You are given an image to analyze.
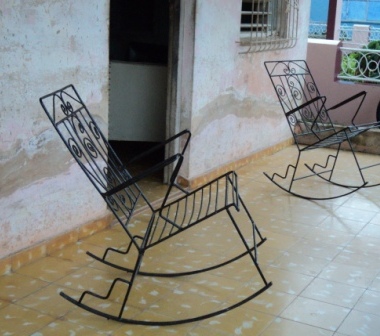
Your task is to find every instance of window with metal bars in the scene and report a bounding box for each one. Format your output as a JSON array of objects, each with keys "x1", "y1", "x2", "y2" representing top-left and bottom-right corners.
[{"x1": 239, "y1": 0, "x2": 299, "y2": 53}]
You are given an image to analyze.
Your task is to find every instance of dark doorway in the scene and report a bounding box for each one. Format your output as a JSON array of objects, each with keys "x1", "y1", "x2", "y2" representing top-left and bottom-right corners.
[
  {"x1": 109, "y1": 0, "x2": 169, "y2": 64},
  {"x1": 109, "y1": 0, "x2": 170, "y2": 176}
]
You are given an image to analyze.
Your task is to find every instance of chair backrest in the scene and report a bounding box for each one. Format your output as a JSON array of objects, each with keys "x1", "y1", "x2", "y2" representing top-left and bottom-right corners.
[
  {"x1": 264, "y1": 60, "x2": 336, "y2": 145},
  {"x1": 40, "y1": 85, "x2": 142, "y2": 227}
]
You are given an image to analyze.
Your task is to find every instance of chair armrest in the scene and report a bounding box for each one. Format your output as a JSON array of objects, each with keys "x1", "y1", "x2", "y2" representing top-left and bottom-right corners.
[
  {"x1": 326, "y1": 91, "x2": 366, "y2": 125},
  {"x1": 327, "y1": 91, "x2": 366, "y2": 111},
  {"x1": 125, "y1": 129, "x2": 191, "y2": 166},
  {"x1": 285, "y1": 96, "x2": 326, "y2": 117},
  {"x1": 103, "y1": 153, "x2": 183, "y2": 197}
]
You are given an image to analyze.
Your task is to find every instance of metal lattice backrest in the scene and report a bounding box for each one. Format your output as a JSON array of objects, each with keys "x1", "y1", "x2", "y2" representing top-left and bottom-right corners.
[
  {"x1": 40, "y1": 85, "x2": 142, "y2": 225},
  {"x1": 265, "y1": 60, "x2": 336, "y2": 144}
]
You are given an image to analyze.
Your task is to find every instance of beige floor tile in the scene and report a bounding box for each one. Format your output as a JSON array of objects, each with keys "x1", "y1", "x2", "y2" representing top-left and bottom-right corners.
[
  {"x1": 337, "y1": 309, "x2": 380, "y2": 336},
  {"x1": 271, "y1": 251, "x2": 330, "y2": 277},
  {"x1": 318, "y1": 261, "x2": 378, "y2": 288},
  {"x1": 262, "y1": 218, "x2": 312, "y2": 238},
  {"x1": 234, "y1": 288, "x2": 296, "y2": 316},
  {"x1": 358, "y1": 223, "x2": 380, "y2": 240},
  {"x1": 262, "y1": 267, "x2": 314, "y2": 296},
  {"x1": 261, "y1": 317, "x2": 334, "y2": 336},
  {"x1": 55, "y1": 266, "x2": 126, "y2": 293},
  {"x1": 354, "y1": 289, "x2": 380, "y2": 316},
  {"x1": 334, "y1": 248, "x2": 380, "y2": 269},
  {"x1": 0, "y1": 272, "x2": 49, "y2": 302},
  {"x1": 346, "y1": 235, "x2": 380, "y2": 255},
  {"x1": 16, "y1": 283, "x2": 80, "y2": 318},
  {"x1": 369, "y1": 273, "x2": 380, "y2": 291},
  {"x1": 254, "y1": 244, "x2": 283, "y2": 266},
  {"x1": 280, "y1": 297, "x2": 350, "y2": 331},
  {"x1": 114, "y1": 321, "x2": 196, "y2": 336},
  {"x1": 0, "y1": 298, "x2": 9, "y2": 310},
  {"x1": 318, "y1": 215, "x2": 367, "y2": 235},
  {"x1": 81, "y1": 228, "x2": 131, "y2": 249},
  {"x1": 260, "y1": 231, "x2": 300, "y2": 251},
  {"x1": 332, "y1": 205, "x2": 377, "y2": 223},
  {"x1": 197, "y1": 306, "x2": 275, "y2": 336},
  {"x1": 342, "y1": 192, "x2": 380, "y2": 209},
  {"x1": 369, "y1": 212, "x2": 380, "y2": 225},
  {"x1": 287, "y1": 238, "x2": 343, "y2": 261},
  {"x1": 303, "y1": 226, "x2": 355, "y2": 246},
  {"x1": 30, "y1": 319, "x2": 108, "y2": 335},
  {"x1": 144, "y1": 293, "x2": 223, "y2": 322},
  {"x1": 64, "y1": 307, "x2": 128, "y2": 334},
  {"x1": 16, "y1": 256, "x2": 81, "y2": 282},
  {"x1": 49, "y1": 241, "x2": 106, "y2": 266},
  {"x1": 187, "y1": 325, "x2": 231, "y2": 336},
  {"x1": 301, "y1": 278, "x2": 365, "y2": 308},
  {"x1": 0, "y1": 303, "x2": 55, "y2": 335}
]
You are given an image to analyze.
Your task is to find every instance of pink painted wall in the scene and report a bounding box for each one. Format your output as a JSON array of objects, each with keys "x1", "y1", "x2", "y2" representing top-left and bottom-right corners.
[{"x1": 307, "y1": 39, "x2": 380, "y2": 125}]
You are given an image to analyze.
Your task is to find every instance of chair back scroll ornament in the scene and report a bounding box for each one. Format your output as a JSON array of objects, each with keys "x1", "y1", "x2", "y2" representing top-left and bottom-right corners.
[
  {"x1": 40, "y1": 84, "x2": 272, "y2": 325},
  {"x1": 264, "y1": 60, "x2": 380, "y2": 200}
]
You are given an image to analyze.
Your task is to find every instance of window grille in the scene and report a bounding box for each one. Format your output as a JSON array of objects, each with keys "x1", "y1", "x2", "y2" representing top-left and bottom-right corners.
[{"x1": 239, "y1": 0, "x2": 299, "y2": 53}]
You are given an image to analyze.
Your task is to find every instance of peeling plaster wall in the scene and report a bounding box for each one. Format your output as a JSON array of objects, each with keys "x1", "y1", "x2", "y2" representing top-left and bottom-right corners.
[
  {"x1": 185, "y1": 0, "x2": 311, "y2": 178},
  {"x1": 0, "y1": 1, "x2": 109, "y2": 259}
]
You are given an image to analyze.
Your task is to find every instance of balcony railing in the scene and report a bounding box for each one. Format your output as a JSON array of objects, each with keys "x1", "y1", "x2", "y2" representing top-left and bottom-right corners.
[
  {"x1": 309, "y1": 22, "x2": 380, "y2": 84},
  {"x1": 308, "y1": 21, "x2": 327, "y2": 39},
  {"x1": 309, "y1": 22, "x2": 380, "y2": 43},
  {"x1": 338, "y1": 47, "x2": 380, "y2": 84}
]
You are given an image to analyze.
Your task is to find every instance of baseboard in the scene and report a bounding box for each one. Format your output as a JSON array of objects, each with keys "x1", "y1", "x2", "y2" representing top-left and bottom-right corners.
[
  {"x1": 0, "y1": 214, "x2": 114, "y2": 275},
  {"x1": 178, "y1": 138, "x2": 294, "y2": 189}
]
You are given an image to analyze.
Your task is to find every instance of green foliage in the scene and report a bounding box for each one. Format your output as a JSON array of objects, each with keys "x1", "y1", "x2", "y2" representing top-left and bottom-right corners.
[{"x1": 366, "y1": 40, "x2": 380, "y2": 51}]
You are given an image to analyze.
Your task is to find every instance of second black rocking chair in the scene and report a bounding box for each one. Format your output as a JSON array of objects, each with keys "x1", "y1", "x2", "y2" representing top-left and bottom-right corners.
[
  {"x1": 40, "y1": 84, "x2": 272, "y2": 325},
  {"x1": 264, "y1": 60, "x2": 380, "y2": 200}
]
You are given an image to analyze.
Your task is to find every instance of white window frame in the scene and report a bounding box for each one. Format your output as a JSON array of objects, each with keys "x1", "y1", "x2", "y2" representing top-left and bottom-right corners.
[{"x1": 239, "y1": 0, "x2": 299, "y2": 53}]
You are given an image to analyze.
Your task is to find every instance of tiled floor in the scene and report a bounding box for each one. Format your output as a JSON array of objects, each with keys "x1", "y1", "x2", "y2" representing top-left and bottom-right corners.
[{"x1": 2, "y1": 146, "x2": 380, "y2": 335}]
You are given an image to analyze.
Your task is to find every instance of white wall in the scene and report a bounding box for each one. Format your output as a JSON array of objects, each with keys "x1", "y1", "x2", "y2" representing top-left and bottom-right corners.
[
  {"x1": 185, "y1": 0, "x2": 311, "y2": 178},
  {"x1": 0, "y1": 1, "x2": 109, "y2": 259}
]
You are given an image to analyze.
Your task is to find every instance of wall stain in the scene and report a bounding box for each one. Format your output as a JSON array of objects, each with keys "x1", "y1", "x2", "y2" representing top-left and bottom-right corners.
[{"x1": 0, "y1": 132, "x2": 72, "y2": 198}]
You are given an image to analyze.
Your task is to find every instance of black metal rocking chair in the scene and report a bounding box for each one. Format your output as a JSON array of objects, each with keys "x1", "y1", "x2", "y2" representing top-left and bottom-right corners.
[
  {"x1": 264, "y1": 60, "x2": 380, "y2": 200},
  {"x1": 40, "y1": 84, "x2": 272, "y2": 325}
]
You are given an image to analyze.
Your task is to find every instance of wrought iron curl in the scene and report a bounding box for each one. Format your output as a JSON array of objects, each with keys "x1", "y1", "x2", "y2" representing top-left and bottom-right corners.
[
  {"x1": 275, "y1": 84, "x2": 287, "y2": 98},
  {"x1": 68, "y1": 137, "x2": 83, "y2": 158},
  {"x1": 107, "y1": 195, "x2": 121, "y2": 212},
  {"x1": 287, "y1": 113, "x2": 297, "y2": 126},
  {"x1": 89, "y1": 121, "x2": 101, "y2": 140},
  {"x1": 300, "y1": 107, "x2": 313, "y2": 122},
  {"x1": 287, "y1": 78, "x2": 302, "y2": 103},
  {"x1": 69, "y1": 115, "x2": 99, "y2": 159},
  {"x1": 83, "y1": 138, "x2": 98, "y2": 158},
  {"x1": 114, "y1": 191, "x2": 135, "y2": 213},
  {"x1": 60, "y1": 100, "x2": 74, "y2": 116},
  {"x1": 306, "y1": 81, "x2": 317, "y2": 95},
  {"x1": 282, "y1": 64, "x2": 291, "y2": 76}
]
